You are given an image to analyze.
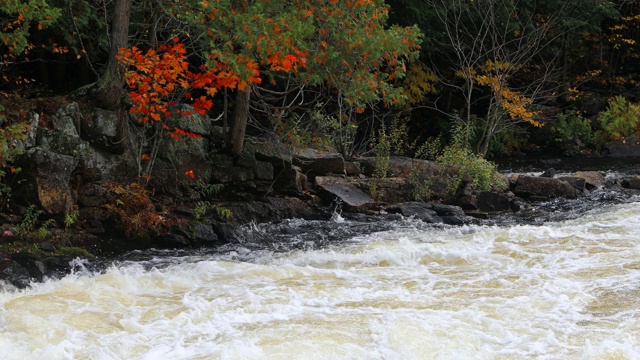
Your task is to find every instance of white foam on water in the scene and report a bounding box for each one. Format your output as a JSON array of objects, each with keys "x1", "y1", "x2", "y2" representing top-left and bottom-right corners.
[{"x1": 1, "y1": 202, "x2": 640, "y2": 359}]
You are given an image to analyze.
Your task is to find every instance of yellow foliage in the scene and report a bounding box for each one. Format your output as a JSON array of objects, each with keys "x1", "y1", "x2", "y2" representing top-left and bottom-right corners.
[
  {"x1": 401, "y1": 62, "x2": 438, "y2": 104},
  {"x1": 471, "y1": 61, "x2": 540, "y2": 126}
]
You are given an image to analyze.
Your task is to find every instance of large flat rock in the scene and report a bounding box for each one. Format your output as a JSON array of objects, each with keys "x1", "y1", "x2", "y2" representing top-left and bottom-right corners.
[{"x1": 315, "y1": 176, "x2": 374, "y2": 209}]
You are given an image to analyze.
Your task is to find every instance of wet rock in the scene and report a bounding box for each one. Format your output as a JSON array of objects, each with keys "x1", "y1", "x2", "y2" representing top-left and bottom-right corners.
[
  {"x1": 540, "y1": 168, "x2": 556, "y2": 178},
  {"x1": 575, "y1": 171, "x2": 606, "y2": 190},
  {"x1": 315, "y1": 176, "x2": 375, "y2": 211},
  {"x1": 386, "y1": 202, "x2": 442, "y2": 223},
  {"x1": 514, "y1": 175, "x2": 580, "y2": 199},
  {"x1": 476, "y1": 191, "x2": 514, "y2": 212},
  {"x1": 557, "y1": 176, "x2": 587, "y2": 191},
  {"x1": 16, "y1": 148, "x2": 78, "y2": 216},
  {"x1": 622, "y1": 176, "x2": 640, "y2": 190},
  {"x1": 189, "y1": 223, "x2": 219, "y2": 243},
  {"x1": 294, "y1": 148, "x2": 345, "y2": 177}
]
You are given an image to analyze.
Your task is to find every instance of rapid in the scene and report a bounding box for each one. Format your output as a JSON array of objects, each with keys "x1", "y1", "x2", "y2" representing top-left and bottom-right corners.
[{"x1": 1, "y1": 198, "x2": 640, "y2": 359}]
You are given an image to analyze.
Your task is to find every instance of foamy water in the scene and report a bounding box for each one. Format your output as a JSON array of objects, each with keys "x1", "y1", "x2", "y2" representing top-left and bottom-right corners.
[{"x1": 1, "y1": 202, "x2": 640, "y2": 359}]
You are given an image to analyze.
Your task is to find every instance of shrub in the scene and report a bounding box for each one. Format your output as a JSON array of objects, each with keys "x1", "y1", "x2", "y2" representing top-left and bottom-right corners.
[
  {"x1": 553, "y1": 110, "x2": 593, "y2": 146},
  {"x1": 103, "y1": 182, "x2": 167, "y2": 239},
  {"x1": 596, "y1": 96, "x2": 640, "y2": 143}
]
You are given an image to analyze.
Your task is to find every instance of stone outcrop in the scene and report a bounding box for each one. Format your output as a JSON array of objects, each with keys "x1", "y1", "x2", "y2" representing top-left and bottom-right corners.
[
  {"x1": 294, "y1": 148, "x2": 345, "y2": 177},
  {"x1": 513, "y1": 175, "x2": 580, "y2": 199},
  {"x1": 16, "y1": 148, "x2": 78, "y2": 216},
  {"x1": 315, "y1": 176, "x2": 375, "y2": 211},
  {"x1": 513, "y1": 176, "x2": 579, "y2": 200}
]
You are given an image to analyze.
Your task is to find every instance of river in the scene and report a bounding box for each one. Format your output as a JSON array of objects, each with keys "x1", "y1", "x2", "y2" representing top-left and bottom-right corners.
[{"x1": 1, "y1": 198, "x2": 640, "y2": 359}]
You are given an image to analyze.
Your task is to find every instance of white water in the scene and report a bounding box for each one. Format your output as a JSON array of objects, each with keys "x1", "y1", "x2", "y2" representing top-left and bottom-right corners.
[{"x1": 2, "y1": 203, "x2": 640, "y2": 359}]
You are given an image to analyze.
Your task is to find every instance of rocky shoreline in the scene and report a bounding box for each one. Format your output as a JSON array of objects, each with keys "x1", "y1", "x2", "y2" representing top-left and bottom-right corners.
[{"x1": 3, "y1": 99, "x2": 640, "y2": 289}]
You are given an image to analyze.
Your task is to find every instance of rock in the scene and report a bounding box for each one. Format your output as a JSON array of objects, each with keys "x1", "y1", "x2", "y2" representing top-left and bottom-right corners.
[
  {"x1": 16, "y1": 148, "x2": 78, "y2": 216},
  {"x1": 211, "y1": 166, "x2": 254, "y2": 183},
  {"x1": 81, "y1": 107, "x2": 127, "y2": 154},
  {"x1": 344, "y1": 161, "x2": 361, "y2": 176},
  {"x1": 254, "y1": 161, "x2": 274, "y2": 180},
  {"x1": 575, "y1": 171, "x2": 606, "y2": 190},
  {"x1": 294, "y1": 148, "x2": 345, "y2": 177},
  {"x1": 358, "y1": 177, "x2": 414, "y2": 204},
  {"x1": 430, "y1": 203, "x2": 476, "y2": 225},
  {"x1": 274, "y1": 168, "x2": 308, "y2": 192},
  {"x1": 165, "y1": 104, "x2": 212, "y2": 135},
  {"x1": 514, "y1": 175, "x2": 580, "y2": 199},
  {"x1": 315, "y1": 176, "x2": 375, "y2": 210},
  {"x1": 386, "y1": 202, "x2": 442, "y2": 223},
  {"x1": 622, "y1": 176, "x2": 640, "y2": 190},
  {"x1": 190, "y1": 223, "x2": 218, "y2": 243},
  {"x1": 37, "y1": 103, "x2": 83, "y2": 156},
  {"x1": 476, "y1": 191, "x2": 514, "y2": 212},
  {"x1": 449, "y1": 194, "x2": 478, "y2": 210},
  {"x1": 540, "y1": 168, "x2": 556, "y2": 178},
  {"x1": 251, "y1": 137, "x2": 293, "y2": 168},
  {"x1": 602, "y1": 135, "x2": 640, "y2": 157},
  {"x1": 557, "y1": 176, "x2": 586, "y2": 191},
  {"x1": 358, "y1": 156, "x2": 469, "y2": 199}
]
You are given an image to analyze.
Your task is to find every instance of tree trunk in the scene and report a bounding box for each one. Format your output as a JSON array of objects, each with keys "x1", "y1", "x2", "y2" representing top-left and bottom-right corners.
[
  {"x1": 228, "y1": 86, "x2": 251, "y2": 156},
  {"x1": 96, "y1": 0, "x2": 131, "y2": 110}
]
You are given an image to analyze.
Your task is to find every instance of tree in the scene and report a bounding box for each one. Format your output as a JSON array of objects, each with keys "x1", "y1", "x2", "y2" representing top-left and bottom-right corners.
[
  {"x1": 171, "y1": 0, "x2": 422, "y2": 155},
  {"x1": 386, "y1": 0, "x2": 618, "y2": 157},
  {"x1": 95, "y1": 0, "x2": 131, "y2": 110}
]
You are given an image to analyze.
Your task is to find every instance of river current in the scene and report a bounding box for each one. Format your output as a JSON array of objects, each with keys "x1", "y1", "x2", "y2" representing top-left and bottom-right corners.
[{"x1": 1, "y1": 198, "x2": 640, "y2": 359}]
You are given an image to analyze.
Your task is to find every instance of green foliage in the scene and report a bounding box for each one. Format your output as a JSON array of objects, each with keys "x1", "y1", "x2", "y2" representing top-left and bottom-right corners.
[
  {"x1": 369, "y1": 119, "x2": 413, "y2": 201},
  {"x1": 553, "y1": 111, "x2": 593, "y2": 145},
  {"x1": 0, "y1": 0, "x2": 61, "y2": 56},
  {"x1": 596, "y1": 96, "x2": 640, "y2": 144},
  {"x1": 436, "y1": 123, "x2": 500, "y2": 194},
  {"x1": 178, "y1": 0, "x2": 422, "y2": 106},
  {"x1": 64, "y1": 210, "x2": 79, "y2": 229},
  {"x1": 15, "y1": 205, "x2": 56, "y2": 239},
  {"x1": 188, "y1": 180, "x2": 231, "y2": 220},
  {"x1": 313, "y1": 106, "x2": 358, "y2": 158}
]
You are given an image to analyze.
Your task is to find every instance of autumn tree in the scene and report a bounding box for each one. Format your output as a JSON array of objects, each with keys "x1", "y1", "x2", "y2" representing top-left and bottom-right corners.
[{"x1": 166, "y1": 0, "x2": 421, "y2": 156}]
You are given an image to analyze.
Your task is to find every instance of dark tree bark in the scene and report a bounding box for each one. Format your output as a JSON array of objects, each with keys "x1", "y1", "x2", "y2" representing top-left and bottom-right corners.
[
  {"x1": 95, "y1": 0, "x2": 131, "y2": 110},
  {"x1": 228, "y1": 86, "x2": 251, "y2": 156}
]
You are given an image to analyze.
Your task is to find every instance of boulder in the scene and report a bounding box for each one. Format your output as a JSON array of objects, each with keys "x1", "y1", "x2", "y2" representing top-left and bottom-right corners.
[
  {"x1": 602, "y1": 135, "x2": 640, "y2": 157},
  {"x1": 254, "y1": 161, "x2": 275, "y2": 180},
  {"x1": 81, "y1": 107, "x2": 128, "y2": 154},
  {"x1": 344, "y1": 161, "x2": 362, "y2": 176},
  {"x1": 475, "y1": 191, "x2": 515, "y2": 212},
  {"x1": 386, "y1": 202, "x2": 442, "y2": 223},
  {"x1": 575, "y1": 171, "x2": 606, "y2": 190},
  {"x1": 16, "y1": 148, "x2": 78, "y2": 216},
  {"x1": 358, "y1": 156, "x2": 469, "y2": 199},
  {"x1": 251, "y1": 137, "x2": 292, "y2": 169},
  {"x1": 358, "y1": 177, "x2": 414, "y2": 204},
  {"x1": 513, "y1": 175, "x2": 580, "y2": 199},
  {"x1": 622, "y1": 176, "x2": 640, "y2": 190},
  {"x1": 315, "y1": 176, "x2": 375, "y2": 210},
  {"x1": 293, "y1": 148, "x2": 345, "y2": 177},
  {"x1": 274, "y1": 168, "x2": 308, "y2": 193},
  {"x1": 556, "y1": 176, "x2": 587, "y2": 191}
]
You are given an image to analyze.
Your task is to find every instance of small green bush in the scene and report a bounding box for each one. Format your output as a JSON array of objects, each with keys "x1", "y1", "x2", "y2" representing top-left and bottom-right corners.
[
  {"x1": 597, "y1": 96, "x2": 640, "y2": 143},
  {"x1": 554, "y1": 111, "x2": 593, "y2": 145}
]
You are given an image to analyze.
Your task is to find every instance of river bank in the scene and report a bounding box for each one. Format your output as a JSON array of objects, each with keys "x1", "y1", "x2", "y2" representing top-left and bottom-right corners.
[{"x1": 3, "y1": 153, "x2": 640, "y2": 289}]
